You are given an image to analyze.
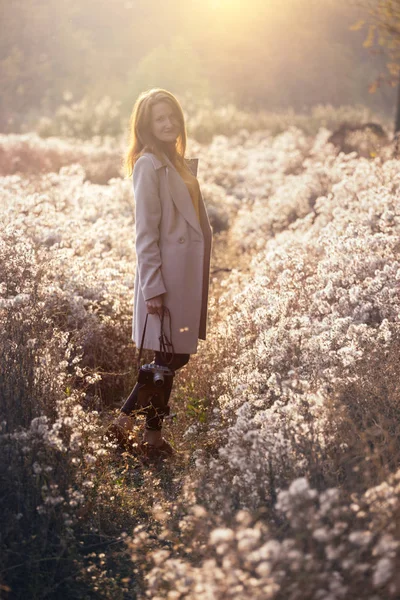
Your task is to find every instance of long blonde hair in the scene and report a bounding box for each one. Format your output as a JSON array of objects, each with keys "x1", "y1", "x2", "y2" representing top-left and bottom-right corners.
[{"x1": 123, "y1": 88, "x2": 187, "y2": 179}]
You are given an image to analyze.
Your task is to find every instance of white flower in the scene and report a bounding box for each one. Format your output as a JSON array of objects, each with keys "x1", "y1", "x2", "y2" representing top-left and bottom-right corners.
[
  {"x1": 257, "y1": 540, "x2": 281, "y2": 562},
  {"x1": 84, "y1": 454, "x2": 96, "y2": 465},
  {"x1": 373, "y1": 534, "x2": 399, "y2": 557},
  {"x1": 349, "y1": 530, "x2": 373, "y2": 547},
  {"x1": 288, "y1": 477, "x2": 317, "y2": 499},
  {"x1": 373, "y1": 557, "x2": 393, "y2": 588},
  {"x1": 236, "y1": 527, "x2": 261, "y2": 552},
  {"x1": 313, "y1": 527, "x2": 332, "y2": 543},
  {"x1": 209, "y1": 528, "x2": 235, "y2": 545},
  {"x1": 256, "y1": 561, "x2": 272, "y2": 578}
]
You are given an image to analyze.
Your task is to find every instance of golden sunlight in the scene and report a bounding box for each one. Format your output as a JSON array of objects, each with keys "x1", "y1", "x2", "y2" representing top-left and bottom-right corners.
[{"x1": 209, "y1": 0, "x2": 244, "y2": 9}]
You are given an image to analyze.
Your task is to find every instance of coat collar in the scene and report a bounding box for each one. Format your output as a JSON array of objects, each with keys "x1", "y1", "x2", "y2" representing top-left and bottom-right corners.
[
  {"x1": 142, "y1": 152, "x2": 202, "y2": 236},
  {"x1": 142, "y1": 151, "x2": 169, "y2": 171},
  {"x1": 142, "y1": 151, "x2": 198, "y2": 176}
]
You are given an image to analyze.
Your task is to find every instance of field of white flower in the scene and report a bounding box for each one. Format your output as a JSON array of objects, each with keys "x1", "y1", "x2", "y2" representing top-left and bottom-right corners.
[{"x1": 1, "y1": 114, "x2": 400, "y2": 599}]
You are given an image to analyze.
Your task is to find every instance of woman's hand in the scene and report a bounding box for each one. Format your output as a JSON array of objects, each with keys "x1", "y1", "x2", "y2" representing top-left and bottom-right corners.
[{"x1": 146, "y1": 294, "x2": 164, "y2": 316}]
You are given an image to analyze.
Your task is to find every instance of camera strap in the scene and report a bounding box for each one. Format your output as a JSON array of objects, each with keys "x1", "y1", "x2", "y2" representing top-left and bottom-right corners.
[
  {"x1": 158, "y1": 306, "x2": 175, "y2": 366},
  {"x1": 137, "y1": 313, "x2": 149, "y2": 372},
  {"x1": 136, "y1": 307, "x2": 175, "y2": 371}
]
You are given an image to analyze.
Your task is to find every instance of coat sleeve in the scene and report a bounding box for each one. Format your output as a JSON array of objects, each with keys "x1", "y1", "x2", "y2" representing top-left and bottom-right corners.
[{"x1": 133, "y1": 156, "x2": 167, "y2": 302}]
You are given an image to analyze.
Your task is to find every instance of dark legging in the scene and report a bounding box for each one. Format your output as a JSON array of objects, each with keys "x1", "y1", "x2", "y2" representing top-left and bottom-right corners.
[{"x1": 121, "y1": 351, "x2": 190, "y2": 430}]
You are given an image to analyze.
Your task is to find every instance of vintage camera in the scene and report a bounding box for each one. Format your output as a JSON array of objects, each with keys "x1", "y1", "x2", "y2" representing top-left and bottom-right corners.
[
  {"x1": 136, "y1": 362, "x2": 174, "y2": 414},
  {"x1": 138, "y1": 363, "x2": 174, "y2": 387}
]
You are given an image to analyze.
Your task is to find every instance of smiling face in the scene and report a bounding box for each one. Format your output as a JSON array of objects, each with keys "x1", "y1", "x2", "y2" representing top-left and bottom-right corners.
[{"x1": 150, "y1": 101, "x2": 181, "y2": 143}]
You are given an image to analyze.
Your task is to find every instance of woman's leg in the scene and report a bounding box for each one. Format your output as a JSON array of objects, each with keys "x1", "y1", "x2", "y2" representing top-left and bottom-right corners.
[
  {"x1": 143, "y1": 352, "x2": 190, "y2": 443},
  {"x1": 153, "y1": 351, "x2": 190, "y2": 408},
  {"x1": 113, "y1": 352, "x2": 190, "y2": 450},
  {"x1": 120, "y1": 382, "x2": 140, "y2": 416},
  {"x1": 120, "y1": 352, "x2": 190, "y2": 418}
]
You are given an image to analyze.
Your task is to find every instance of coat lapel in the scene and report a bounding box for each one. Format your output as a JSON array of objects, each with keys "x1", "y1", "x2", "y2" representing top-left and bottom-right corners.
[{"x1": 143, "y1": 151, "x2": 203, "y2": 236}]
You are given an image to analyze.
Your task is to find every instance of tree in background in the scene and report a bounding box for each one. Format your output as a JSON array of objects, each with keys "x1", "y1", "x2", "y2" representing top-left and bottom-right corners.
[
  {"x1": 351, "y1": 0, "x2": 400, "y2": 130},
  {"x1": 0, "y1": 0, "x2": 395, "y2": 133},
  {"x1": 121, "y1": 36, "x2": 210, "y2": 115}
]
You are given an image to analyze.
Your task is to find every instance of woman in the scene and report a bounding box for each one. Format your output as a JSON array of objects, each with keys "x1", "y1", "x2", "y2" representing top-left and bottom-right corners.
[{"x1": 110, "y1": 88, "x2": 213, "y2": 459}]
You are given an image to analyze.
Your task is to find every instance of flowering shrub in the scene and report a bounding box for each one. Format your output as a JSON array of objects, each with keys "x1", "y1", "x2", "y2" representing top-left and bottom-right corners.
[
  {"x1": 0, "y1": 224, "x2": 139, "y2": 596},
  {"x1": 33, "y1": 95, "x2": 125, "y2": 139},
  {"x1": 17, "y1": 93, "x2": 391, "y2": 146},
  {"x1": 0, "y1": 169, "x2": 138, "y2": 410},
  {"x1": 133, "y1": 126, "x2": 400, "y2": 598},
  {"x1": 128, "y1": 473, "x2": 400, "y2": 599},
  {"x1": 0, "y1": 133, "x2": 123, "y2": 182},
  {"x1": 2, "y1": 118, "x2": 400, "y2": 598},
  {"x1": 182, "y1": 97, "x2": 389, "y2": 143},
  {"x1": 188, "y1": 138, "x2": 400, "y2": 516}
]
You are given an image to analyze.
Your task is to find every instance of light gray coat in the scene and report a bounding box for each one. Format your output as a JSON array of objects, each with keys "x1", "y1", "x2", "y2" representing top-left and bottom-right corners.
[{"x1": 132, "y1": 151, "x2": 213, "y2": 354}]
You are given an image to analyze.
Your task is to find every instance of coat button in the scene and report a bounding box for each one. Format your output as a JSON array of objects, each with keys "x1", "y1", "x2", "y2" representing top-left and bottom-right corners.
[{"x1": 178, "y1": 236, "x2": 185, "y2": 243}]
